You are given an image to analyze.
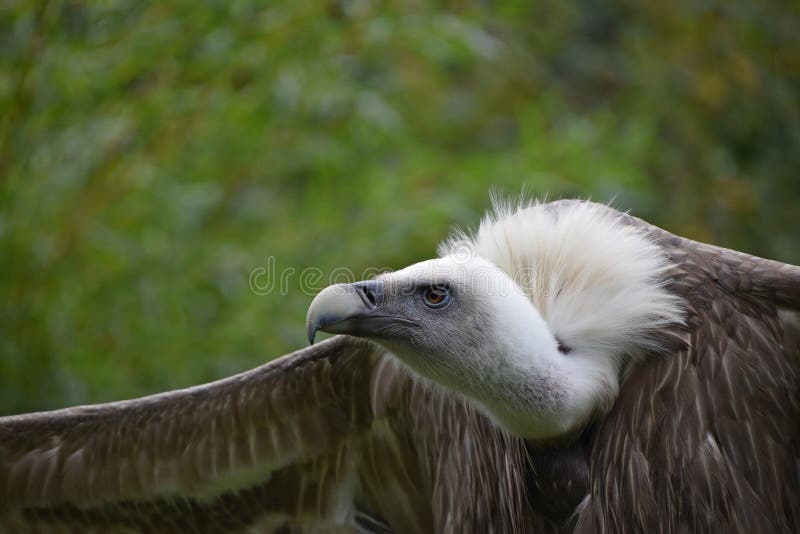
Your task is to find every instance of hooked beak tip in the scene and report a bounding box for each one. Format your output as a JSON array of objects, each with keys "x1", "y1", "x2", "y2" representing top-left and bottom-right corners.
[{"x1": 307, "y1": 322, "x2": 318, "y2": 345}]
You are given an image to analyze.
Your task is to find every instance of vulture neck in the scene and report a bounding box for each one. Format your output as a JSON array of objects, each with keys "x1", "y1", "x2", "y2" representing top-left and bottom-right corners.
[{"x1": 465, "y1": 286, "x2": 618, "y2": 441}]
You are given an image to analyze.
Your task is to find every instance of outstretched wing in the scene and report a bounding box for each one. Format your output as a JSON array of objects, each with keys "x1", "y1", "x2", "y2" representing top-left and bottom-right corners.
[
  {"x1": 0, "y1": 335, "x2": 583, "y2": 534},
  {"x1": 0, "y1": 336, "x2": 423, "y2": 532}
]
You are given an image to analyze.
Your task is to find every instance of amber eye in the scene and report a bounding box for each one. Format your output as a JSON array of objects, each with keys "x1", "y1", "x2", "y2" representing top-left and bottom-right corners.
[{"x1": 422, "y1": 286, "x2": 450, "y2": 308}]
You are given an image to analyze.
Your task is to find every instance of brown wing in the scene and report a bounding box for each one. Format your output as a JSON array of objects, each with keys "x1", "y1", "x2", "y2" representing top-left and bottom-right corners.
[
  {"x1": 575, "y1": 207, "x2": 800, "y2": 533},
  {"x1": 0, "y1": 336, "x2": 431, "y2": 532},
  {"x1": 0, "y1": 334, "x2": 585, "y2": 534}
]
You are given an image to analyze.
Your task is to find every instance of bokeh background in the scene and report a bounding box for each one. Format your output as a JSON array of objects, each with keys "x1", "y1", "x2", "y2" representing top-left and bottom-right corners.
[{"x1": 2, "y1": 1, "x2": 798, "y2": 414}]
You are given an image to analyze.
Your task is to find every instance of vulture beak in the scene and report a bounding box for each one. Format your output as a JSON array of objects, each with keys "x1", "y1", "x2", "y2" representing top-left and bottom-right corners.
[{"x1": 306, "y1": 280, "x2": 385, "y2": 344}]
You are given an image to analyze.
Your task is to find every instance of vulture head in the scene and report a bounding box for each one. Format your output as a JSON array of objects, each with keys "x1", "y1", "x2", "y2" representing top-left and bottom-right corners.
[{"x1": 307, "y1": 201, "x2": 685, "y2": 440}]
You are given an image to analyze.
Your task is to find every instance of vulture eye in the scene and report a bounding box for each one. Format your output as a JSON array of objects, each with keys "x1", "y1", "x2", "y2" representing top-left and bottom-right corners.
[{"x1": 422, "y1": 286, "x2": 450, "y2": 308}]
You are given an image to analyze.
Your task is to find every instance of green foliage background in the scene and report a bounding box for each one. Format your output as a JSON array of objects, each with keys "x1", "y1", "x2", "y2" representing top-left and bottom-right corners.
[{"x1": 1, "y1": 1, "x2": 798, "y2": 414}]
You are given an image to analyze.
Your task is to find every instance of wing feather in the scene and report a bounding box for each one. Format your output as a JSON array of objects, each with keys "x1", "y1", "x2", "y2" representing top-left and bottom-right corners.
[{"x1": 0, "y1": 336, "x2": 391, "y2": 531}]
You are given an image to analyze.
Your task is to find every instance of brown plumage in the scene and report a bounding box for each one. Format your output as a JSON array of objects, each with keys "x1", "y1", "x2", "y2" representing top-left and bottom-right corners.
[
  {"x1": 1, "y1": 200, "x2": 798, "y2": 532},
  {"x1": 575, "y1": 209, "x2": 800, "y2": 533},
  {"x1": 0, "y1": 338, "x2": 581, "y2": 532}
]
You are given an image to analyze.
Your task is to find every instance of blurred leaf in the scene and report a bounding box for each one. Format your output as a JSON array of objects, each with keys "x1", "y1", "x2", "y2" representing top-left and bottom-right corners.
[{"x1": 1, "y1": 0, "x2": 798, "y2": 413}]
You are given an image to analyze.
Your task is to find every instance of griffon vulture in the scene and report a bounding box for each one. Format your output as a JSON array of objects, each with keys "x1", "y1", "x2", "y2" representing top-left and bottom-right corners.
[{"x1": 1, "y1": 199, "x2": 798, "y2": 533}]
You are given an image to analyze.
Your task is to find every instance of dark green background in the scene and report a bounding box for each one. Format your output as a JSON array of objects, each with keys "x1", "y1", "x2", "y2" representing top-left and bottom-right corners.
[{"x1": 2, "y1": 1, "x2": 798, "y2": 414}]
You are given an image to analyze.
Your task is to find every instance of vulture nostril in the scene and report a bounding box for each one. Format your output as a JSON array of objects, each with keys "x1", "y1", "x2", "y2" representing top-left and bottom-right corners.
[
  {"x1": 352, "y1": 280, "x2": 384, "y2": 308},
  {"x1": 363, "y1": 288, "x2": 376, "y2": 307}
]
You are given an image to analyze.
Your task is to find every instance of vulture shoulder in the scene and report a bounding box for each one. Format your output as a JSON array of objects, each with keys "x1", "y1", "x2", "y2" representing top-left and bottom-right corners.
[
  {"x1": 573, "y1": 205, "x2": 800, "y2": 533},
  {"x1": 0, "y1": 336, "x2": 586, "y2": 533}
]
